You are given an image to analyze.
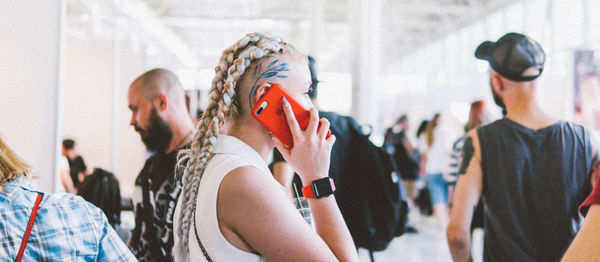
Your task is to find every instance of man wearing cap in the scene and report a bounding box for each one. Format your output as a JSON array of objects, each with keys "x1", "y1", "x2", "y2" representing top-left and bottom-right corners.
[{"x1": 447, "y1": 32, "x2": 599, "y2": 261}]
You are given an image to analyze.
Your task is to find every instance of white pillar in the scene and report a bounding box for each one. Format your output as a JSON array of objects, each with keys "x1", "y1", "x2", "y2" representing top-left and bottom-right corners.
[
  {"x1": 111, "y1": 18, "x2": 123, "y2": 172},
  {"x1": 582, "y1": 0, "x2": 591, "y2": 48},
  {"x1": 0, "y1": 0, "x2": 66, "y2": 192},
  {"x1": 307, "y1": 0, "x2": 325, "y2": 59},
  {"x1": 350, "y1": 0, "x2": 382, "y2": 131}
]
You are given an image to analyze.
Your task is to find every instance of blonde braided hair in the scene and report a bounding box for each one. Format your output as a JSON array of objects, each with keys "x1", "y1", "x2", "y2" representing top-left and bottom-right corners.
[{"x1": 176, "y1": 32, "x2": 299, "y2": 250}]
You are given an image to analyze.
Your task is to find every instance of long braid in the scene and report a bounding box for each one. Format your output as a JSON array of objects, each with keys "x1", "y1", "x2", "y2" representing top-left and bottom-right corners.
[{"x1": 176, "y1": 32, "x2": 289, "y2": 250}]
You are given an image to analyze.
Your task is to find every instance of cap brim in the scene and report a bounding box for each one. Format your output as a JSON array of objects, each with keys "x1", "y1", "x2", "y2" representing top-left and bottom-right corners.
[{"x1": 475, "y1": 41, "x2": 494, "y2": 60}]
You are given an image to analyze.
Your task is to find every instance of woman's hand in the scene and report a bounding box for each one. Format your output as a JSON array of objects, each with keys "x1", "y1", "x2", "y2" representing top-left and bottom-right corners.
[{"x1": 272, "y1": 96, "x2": 336, "y2": 184}]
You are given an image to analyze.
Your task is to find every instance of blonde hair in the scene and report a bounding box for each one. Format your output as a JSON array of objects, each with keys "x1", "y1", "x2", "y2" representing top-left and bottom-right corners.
[
  {"x1": 426, "y1": 114, "x2": 440, "y2": 147},
  {"x1": 176, "y1": 32, "x2": 301, "y2": 249},
  {"x1": 0, "y1": 136, "x2": 30, "y2": 188}
]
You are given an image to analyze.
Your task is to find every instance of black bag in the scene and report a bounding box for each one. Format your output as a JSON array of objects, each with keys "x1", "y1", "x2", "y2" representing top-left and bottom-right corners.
[
  {"x1": 414, "y1": 187, "x2": 433, "y2": 216},
  {"x1": 392, "y1": 132, "x2": 420, "y2": 180},
  {"x1": 78, "y1": 168, "x2": 122, "y2": 225},
  {"x1": 331, "y1": 115, "x2": 409, "y2": 252}
]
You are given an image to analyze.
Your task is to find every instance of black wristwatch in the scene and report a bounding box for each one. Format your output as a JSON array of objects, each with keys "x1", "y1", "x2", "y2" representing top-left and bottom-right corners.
[{"x1": 302, "y1": 178, "x2": 336, "y2": 199}]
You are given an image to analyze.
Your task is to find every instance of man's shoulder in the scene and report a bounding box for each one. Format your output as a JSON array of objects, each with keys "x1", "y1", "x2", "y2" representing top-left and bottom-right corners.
[{"x1": 477, "y1": 118, "x2": 505, "y2": 130}]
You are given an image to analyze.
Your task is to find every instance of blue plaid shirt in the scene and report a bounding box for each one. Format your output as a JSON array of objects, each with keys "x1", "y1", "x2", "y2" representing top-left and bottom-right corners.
[{"x1": 0, "y1": 178, "x2": 137, "y2": 261}]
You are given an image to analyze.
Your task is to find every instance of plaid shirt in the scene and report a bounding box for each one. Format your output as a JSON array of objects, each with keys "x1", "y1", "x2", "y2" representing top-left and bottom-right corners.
[{"x1": 0, "y1": 178, "x2": 137, "y2": 261}]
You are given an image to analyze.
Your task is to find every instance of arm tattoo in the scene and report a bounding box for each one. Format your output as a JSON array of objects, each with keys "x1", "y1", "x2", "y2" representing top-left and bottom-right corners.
[
  {"x1": 458, "y1": 136, "x2": 474, "y2": 176},
  {"x1": 248, "y1": 59, "x2": 289, "y2": 109}
]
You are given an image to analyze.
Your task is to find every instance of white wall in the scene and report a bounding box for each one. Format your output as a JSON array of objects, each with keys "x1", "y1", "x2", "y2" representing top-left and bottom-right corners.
[
  {"x1": 63, "y1": 38, "x2": 114, "y2": 177},
  {"x1": 114, "y1": 39, "x2": 149, "y2": 197},
  {"x1": 0, "y1": 0, "x2": 64, "y2": 192},
  {"x1": 63, "y1": 36, "x2": 148, "y2": 197}
]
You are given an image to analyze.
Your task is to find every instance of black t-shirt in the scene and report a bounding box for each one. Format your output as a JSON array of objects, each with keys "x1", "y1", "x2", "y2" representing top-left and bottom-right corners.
[
  {"x1": 129, "y1": 145, "x2": 188, "y2": 262},
  {"x1": 67, "y1": 156, "x2": 86, "y2": 188}
]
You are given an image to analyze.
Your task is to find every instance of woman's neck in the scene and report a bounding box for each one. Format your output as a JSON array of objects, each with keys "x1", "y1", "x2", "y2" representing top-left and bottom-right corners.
[{"x1": 225, "y1": 118, "x2": 274, "y2": 163}]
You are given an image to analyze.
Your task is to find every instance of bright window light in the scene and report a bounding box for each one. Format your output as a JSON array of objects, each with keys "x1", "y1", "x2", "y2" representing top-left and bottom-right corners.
[
  {"x1": 197, "y1": 69, "x2": 215, "y2": 90},
  {"x1": 316, "y1": 72, "x2": 352, "y2": 114},
  {"x1": 449, "y1": 102, "x2": 471, "y2": 124}
]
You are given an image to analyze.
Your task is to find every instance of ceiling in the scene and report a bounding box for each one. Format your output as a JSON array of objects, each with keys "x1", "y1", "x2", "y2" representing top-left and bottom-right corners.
[{"x1": 67, "y1": 0, "x2": 520, "y2": 72}]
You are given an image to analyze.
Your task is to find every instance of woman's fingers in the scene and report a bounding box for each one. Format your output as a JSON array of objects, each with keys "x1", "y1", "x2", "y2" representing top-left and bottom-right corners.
[
  {"x1": 272, "y1": 137, "x2": 291, "y2": 159},
  {"x1": 317, "y1": 118, "x2": 331, "y2": 141},
  {"x1": 281, "y1": 97, "x2": 302, "y2": 142},
  {"x1": 326, "y1": 134, "x2": 336, "y2": 148},
  {"x1": 305, "y1": 107, "x2": 319, "y2": 136}
]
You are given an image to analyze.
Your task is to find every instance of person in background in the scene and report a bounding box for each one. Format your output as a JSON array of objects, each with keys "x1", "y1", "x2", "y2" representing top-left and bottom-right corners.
[
  {"x1": 384, "y1": 115, "x2": 420, "y2": 209},
  {"x1": 446, "y1": 100, "x2": 492, "y2": 207},
  {"x1": 0, "y1": 136, "x2": 135, "y2": 261},
  {"x1": 62, "y1": 139, "x2": 88, "y2": 190},
  {"x1": 127, "y1": 68, "x2": 195, "y2": 261},
  {"x1": 57, "y1": 148, "x2": 75, "y2": 194},
  {"x1": 384, "y1": 115, "x2": 420, "y2": 233},
  {"x1": 419, "y1": 113, "x2": 455, "y2": 230},
  {"x1": 448, "y1": 32, "x2": 599, "y2": 262}
]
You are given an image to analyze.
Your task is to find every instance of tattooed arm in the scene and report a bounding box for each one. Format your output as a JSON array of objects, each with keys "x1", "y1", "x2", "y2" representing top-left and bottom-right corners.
[{"x1": 447, "y1": 130, "x2": 483, "y2": 262}]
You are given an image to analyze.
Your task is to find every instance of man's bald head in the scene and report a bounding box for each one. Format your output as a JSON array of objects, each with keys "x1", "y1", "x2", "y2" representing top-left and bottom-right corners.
[{"x1": 130, "y1": 68, "x2": 185, "y2": 106}]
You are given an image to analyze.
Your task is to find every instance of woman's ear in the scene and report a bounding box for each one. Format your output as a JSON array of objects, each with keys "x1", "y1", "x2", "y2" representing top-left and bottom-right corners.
[{"x1": 250, "y1": 82, "x2": 271, "y2": 108}]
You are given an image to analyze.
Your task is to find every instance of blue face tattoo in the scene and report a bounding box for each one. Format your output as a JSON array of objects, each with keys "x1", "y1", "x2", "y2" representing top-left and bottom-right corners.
[{"x1": 249, "y1": 59, "x2": 289, "y2": 109}]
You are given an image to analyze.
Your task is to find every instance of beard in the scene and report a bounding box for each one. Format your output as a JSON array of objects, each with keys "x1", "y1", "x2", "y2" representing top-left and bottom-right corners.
[
  {"x1": 135, "y1": 108, "x2": 173, "y2": 153},
  {"x1": 490, "y1": 79, "x2": 507, "y2": 116}
]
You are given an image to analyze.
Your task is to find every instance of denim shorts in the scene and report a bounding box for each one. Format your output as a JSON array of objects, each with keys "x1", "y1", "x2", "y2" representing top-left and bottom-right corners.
[{"x1": 427, "y1": 173, "x2": 448, "y2": 205}]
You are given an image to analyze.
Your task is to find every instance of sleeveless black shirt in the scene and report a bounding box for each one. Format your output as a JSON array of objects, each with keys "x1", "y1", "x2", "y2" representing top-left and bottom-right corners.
[{"x1": 478, "y1": 118, "x2": 594, "y2": 261}]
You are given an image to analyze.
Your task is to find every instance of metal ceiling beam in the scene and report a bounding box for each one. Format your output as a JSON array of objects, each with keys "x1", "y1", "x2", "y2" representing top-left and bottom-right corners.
[
  {"x1": 391, "y1": 0, "x2": 522, "y2": 60},
  {"x1": 114, "y1": 0, "x2": 197, "y2": 67},
  {"x1": 393, "y1": 3, "x2": 471, "y2": 16},
  {"x1": 162, "y1": 16, "x2": 296, "y2": 30},
  {"x1": 162, "y1": 16, "x2": 351, "y2": 31}
]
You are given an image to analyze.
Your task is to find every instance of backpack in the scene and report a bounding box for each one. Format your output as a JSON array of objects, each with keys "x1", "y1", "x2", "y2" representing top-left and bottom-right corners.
[
  {"x1": 391, "y1": 132, "x2": 420, "y2": 180},
  {"x1": 325, "y1": 113, "x2": 409, "y2": 252},
  {"x1": 78, "y1": 168, "x2": 122, "y2": 226}
]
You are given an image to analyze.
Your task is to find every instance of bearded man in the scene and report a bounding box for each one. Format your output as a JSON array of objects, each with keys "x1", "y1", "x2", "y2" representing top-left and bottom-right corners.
[{"x1": 127, "y1": 68, "x2": 195, "y2": 261}]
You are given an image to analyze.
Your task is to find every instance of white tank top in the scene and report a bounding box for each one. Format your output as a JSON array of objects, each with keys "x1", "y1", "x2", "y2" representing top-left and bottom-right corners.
[{"x1": 173, "y1": 135, "x2": 271, "y2": 262}]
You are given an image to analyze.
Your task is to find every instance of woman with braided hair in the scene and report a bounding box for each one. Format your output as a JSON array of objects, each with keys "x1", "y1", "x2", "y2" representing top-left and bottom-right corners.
[{"x1": 172, "y1": 32, "x2": 358, "y2": 261}]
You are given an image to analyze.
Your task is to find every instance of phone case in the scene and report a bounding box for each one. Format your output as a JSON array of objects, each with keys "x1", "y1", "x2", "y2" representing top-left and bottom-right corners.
[{"x1": 251, "y1": 84, "x2": 329, "y2": 148}]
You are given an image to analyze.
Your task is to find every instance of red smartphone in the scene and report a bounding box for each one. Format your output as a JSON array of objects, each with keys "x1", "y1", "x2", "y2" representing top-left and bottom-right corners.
[{"x1": 251, "y1": 83, "x2": 330, "y2": 148}]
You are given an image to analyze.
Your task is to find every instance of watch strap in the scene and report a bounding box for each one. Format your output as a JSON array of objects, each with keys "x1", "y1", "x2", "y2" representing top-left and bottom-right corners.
[{"x1": 301, "y1": 178, "x2": 335, "y2": 199}]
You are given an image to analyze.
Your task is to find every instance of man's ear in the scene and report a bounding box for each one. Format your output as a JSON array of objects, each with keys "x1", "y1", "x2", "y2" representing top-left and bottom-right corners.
[
  {"x1": 490, "y1": 71, "x2": 503, "y2": 93},
  {"x1": 250, "y1": 83, "x2": 271, "y2": 108},
  {"x1": 155, "y1": 93, "x2": 169, "y2": 111}
]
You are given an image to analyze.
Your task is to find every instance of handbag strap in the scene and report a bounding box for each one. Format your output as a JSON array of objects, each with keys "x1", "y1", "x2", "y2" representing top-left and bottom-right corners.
[
  {"x1": 193, "y1": 208, "x2": 213, "y2": 262},
  {"x1": 15, "y1": 193, "x2": 43, "y2": 262}
]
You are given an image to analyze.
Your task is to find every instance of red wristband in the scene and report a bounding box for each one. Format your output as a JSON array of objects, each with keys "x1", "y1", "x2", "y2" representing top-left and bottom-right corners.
[{"x1": 302, "y1": 178, "x2": 335, "y2": 199}]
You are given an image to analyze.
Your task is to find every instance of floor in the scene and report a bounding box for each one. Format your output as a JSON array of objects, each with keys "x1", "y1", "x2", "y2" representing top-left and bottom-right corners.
[{"x1": 357, "y1": 212, "x2": 484, "y2": 262}]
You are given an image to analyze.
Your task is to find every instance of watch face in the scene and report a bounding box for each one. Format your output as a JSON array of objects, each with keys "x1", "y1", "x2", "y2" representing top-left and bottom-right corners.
[{"x1": 312, "y1": 178, "x2": 334, "y2": 199}]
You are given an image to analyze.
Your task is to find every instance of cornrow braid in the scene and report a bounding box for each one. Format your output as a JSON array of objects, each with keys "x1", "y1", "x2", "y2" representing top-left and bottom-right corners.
[{"x1": 176, "y1": 32, "x2": 292, "y2": 251}]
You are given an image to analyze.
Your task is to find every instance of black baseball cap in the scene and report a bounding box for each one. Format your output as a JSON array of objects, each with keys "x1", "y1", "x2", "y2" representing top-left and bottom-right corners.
[{"x1": 475, "y1": 32, "x2": 546, "y2": 82}]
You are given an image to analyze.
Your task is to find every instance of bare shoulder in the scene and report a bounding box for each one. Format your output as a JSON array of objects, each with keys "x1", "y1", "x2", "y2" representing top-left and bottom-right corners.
[
  {"x1": 217, "y1": 166, "x2": 290, "y2": 228},
  {"x1": 219, "y1": 166, "x2": 281, "y2": 199}
]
